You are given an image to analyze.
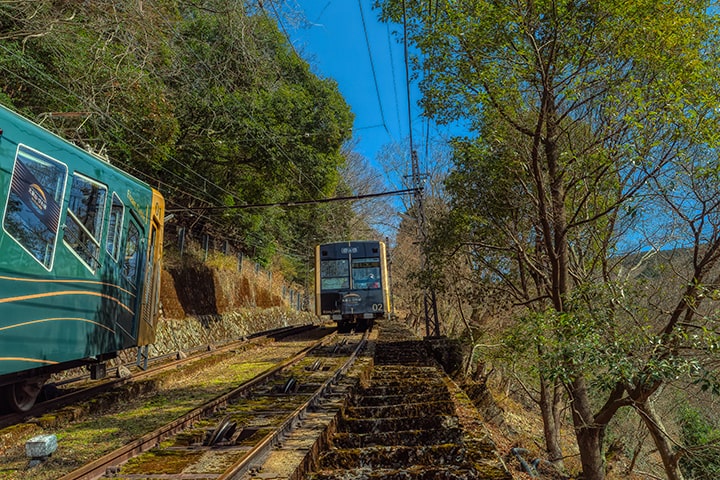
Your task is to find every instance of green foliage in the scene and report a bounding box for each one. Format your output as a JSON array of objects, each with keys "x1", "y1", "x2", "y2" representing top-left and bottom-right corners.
[
  {"x1": 380, "y1": 0, "x2": 720, "y2": 372},
  {"x1": 163, "y1": 2, "x2": 354, "y2": 274},
  {"x1": 678, "y1": 403, "x2": 720, "y2": 479},
  {"x1": 504, "y1": 286, "x2": 628, "y2": 386},
  {"x1": 0, "y1": 0, "x2": 359, "y2": 282},
  {"x1": 378, "y1": 0, "x2": 720, "y2": 477}
]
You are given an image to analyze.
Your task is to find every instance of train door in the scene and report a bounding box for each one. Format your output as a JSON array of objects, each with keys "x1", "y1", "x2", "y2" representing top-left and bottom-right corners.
[
  {"x1": 137, "y1": 219, "x2": 161, "y2": 346},
  {"x1": 316, "y1": 244, "x2": 349, "y2": 320},
  {"x1": 137, "y1": 190, "x2": 164, "y2": 347},
  {"x1": 117, "y1": 215, "x2": 143, "y2": 342}
]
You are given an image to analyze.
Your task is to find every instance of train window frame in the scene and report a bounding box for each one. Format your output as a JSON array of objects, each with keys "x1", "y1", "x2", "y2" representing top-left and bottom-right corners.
[
  {"x1": 106, "y1": 193, "x2": 124, "y2": 261},
  {"x1": 351, "y1": 258, "x2": 381, "y2": 290},
  {"x1": 320, "y1": 258, "x2": 349, "y2": 290},
  {"x1": 123, "y1": 217, "x2": 142, "y2": 286},
  {"x1": 2, "y1": 144, "x2": 67, "y2": 271},
  {"x1": 63, "y1": 172, "x2": 107, "y2": 272}
]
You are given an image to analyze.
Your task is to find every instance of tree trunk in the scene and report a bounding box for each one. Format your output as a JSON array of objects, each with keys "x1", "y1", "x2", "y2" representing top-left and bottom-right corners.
[
  {"x1": 635, "y1": 399, "x2": 685, "y2": 480},
  {"x1": 568, "y1": 376, "x2": 606, "y2": 480},
  {"x1": 539, "y1": 373, "x2": 565, "y2": 468},
  {"x1": 576, "y1": 427, "x2": 606, "y2": 480},
  {"x1": 539, "y1": 343, "x2": 564, "y2": 468}
]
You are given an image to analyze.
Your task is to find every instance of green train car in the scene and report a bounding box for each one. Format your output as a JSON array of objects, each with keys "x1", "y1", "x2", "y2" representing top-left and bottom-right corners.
[{"x1": 0, "y1": 104, "x2": 164, "y2": 412}]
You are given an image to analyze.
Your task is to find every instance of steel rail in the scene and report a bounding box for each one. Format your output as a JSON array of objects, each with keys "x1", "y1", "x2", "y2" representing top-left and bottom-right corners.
[
  {"x1": 217, "y1": 330, "x2": 369, "y2": 480},
  {"x1": 0, "y1": 324, "x2": 315, "y2": 429},
  {"x1": 57, "y1": 330, "x2": 337, "y2": 480},
  {"x1": 52, "y1": 324, "x2": 305, "y2": 387}
]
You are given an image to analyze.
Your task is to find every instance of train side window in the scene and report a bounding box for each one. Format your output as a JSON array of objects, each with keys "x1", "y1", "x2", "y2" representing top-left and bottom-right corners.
[
  {"x1": 2, "y1": 144, "x2": 67, "y2": 270},
  {"x1": 123, "y1": 220, "x2": 141, "y2": 285},
  {"x1": 320, "y1": 259, "x2": 349, "y2": 290},
  {"x1": 106, "y1": 193, "x2": 124, "y2": 261},
  {"x1": 63, "y1": 173, "x2": 107, "y2": 270}
]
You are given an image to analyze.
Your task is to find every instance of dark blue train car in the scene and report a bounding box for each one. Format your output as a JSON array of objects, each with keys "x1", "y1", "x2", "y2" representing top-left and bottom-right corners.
[{"x1": 314, "y1": 240, "x2": 390, "y2": 332}]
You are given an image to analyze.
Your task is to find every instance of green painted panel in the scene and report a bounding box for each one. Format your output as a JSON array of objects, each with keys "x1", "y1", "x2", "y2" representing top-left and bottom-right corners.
[{"x1": 0, "y1": 104, "x2": 154, "y2": 378}]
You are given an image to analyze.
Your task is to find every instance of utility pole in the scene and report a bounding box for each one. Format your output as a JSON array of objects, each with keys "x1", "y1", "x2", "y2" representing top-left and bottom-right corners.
[
  {"x1": 402, "y1": 0, "x2": 440, "y2": 338},
  {"x1": 410, "y1": 150, "x2": 441, "y2": 338}
]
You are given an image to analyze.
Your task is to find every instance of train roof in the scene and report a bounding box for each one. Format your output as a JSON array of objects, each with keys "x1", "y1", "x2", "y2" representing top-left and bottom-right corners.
[
  {"x1": 316, "y1": 241, "x2": 386, "y2": 258},
  {"x1": 0, "y1": 103, "x2": 153, "y2": 190},
  {"x1": 317, "y1": 240, "x2": 384, "y2": 247}
]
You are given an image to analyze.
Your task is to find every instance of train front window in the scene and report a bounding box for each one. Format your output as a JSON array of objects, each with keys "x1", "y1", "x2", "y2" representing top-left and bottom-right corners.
[
  {"x1": 3, "y1": 144, "x2": 67, "y2": 270},
  {"x1": 64, "y1": 173, "x2": 107, "y2": 270},
  {"x1": 320, "y1": 259, "x2": 349, "y2": 290},
  {"x1": 352, "y1": 258, "x2": 381, "y2": 289}
]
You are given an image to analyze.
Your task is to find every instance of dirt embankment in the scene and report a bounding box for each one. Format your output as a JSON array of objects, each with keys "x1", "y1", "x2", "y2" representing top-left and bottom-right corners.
[
  {"x1": 160, "y1": 255, "x2": 298, "y2": 318},
  {"x1": 152, "y1": 254, "x2": 314, "y2": 356}
]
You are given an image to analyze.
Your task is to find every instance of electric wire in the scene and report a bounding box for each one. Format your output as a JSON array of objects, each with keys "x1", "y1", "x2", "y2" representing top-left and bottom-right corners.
[
  {"x1": 244, "y1": 2, "x2": 341, "y2": 200},
  {"x1": 265, "y1": 0, "x2": 300, "y2": 59},
  {"x1": 0, "y1": 5, "x2": 331, "y2": 216},
  {"x1": 386, "y1": 21, "x2": 403, "y2": 140},
  {"x1": 0, "y1": 42, "x2": 299, "y2": 253},
  {"x1": 166, "y1": 187, "x2": 418, "y2": 212},
  {"x1": 5, "y1": 4, "x2": 321, "y2": 209},
  {"x1": 0, "y1": 2, "x2": 400, "y2": 252},
  {"x1": 0, "y1": 43, "x2": 236, "y2": 210},
  {"x1": 401, "y1": 0, "x2": 414, "y2": 154},
  {"x1": 358, "y1": 0, "x2": 392, "y2": 139}
]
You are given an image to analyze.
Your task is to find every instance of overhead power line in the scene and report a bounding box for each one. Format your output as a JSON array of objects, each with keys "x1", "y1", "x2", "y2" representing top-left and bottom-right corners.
[
  {"x1": 166, "y1": 187, "x2": 418, "y2": 213},
  {"x1": 358, "y1": 0, "x2": 392, "y2": 139}
]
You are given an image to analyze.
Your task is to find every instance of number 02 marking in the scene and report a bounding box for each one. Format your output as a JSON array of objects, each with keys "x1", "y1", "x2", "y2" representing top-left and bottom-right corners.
[{"x1": 372, "y1": 303, "x2": 383, "y2": 311}]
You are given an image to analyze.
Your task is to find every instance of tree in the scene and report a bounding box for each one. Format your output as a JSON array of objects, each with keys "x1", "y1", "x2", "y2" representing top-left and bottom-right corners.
[
  {"x1": 165, "y1": 2, "x2": 354, "y2": 263},
  {"x1": 376, "y1": 138, "x2": 459, "y2": 337},
  {"x1": 0, "y1": 0, "x2": 358, "y2": 281},
  {"x1": 377, "y1": 1, "x2": 720, "y2": 478},
  {"x1": 678, "y1": 402, "x2": 720, "y2": 478}
]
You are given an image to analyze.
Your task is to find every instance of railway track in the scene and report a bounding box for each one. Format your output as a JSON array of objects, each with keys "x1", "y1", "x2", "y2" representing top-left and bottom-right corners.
[
  {"x1": 57, "y1": 330, "x2": 369, "y2": 480},
  {"x1": 0, "y1": 325, "x2": 314, "y2": 430},
  {"x1": 2, "y1": 321, "x2": 511, "y2": 480},
  {"x1": 0, "y1": 325, "x2": 344, "y2": 479}
]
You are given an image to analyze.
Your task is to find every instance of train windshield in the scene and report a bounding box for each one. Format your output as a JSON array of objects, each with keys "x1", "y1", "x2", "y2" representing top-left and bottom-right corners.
[
  {"x1": 352, "y1": 258, "x2": 381, "y2": 289},
  {"x1": 320, "y1": 259, "x2": 349, "y2": 290}
]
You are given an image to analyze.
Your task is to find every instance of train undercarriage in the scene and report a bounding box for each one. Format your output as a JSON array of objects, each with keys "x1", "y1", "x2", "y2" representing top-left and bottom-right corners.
[{"x1": 335, "y1": 315, "x2": 376, "y2": 334}]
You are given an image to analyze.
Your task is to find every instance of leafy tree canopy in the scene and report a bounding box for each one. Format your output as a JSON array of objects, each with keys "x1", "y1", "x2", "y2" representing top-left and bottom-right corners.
[
  {"x1": 0, "y1": 0, "x2": 359, "y2": 279},
  {"x1": 377, "y1": 0, "x2": 720, "y2": 478}
]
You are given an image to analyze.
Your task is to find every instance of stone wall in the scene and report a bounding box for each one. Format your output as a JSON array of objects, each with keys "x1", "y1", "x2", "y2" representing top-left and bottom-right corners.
[{"x1": 150, "y1": 252, "x2": 314, "y2": 356}]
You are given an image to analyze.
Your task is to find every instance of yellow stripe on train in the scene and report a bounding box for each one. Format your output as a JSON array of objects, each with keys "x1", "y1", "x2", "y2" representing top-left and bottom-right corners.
[
  {"x1": 0, "y1": 291, "x2": 134, "y2": 314},
  {"x1": 0, "y1": 317, "x2": 115, "y2": 333},
  {"x1": 0, "y1": 357, "x2": 59, "y2": 365},
  {"x1": 0, "y1": 275, "x2": 137, "y2": 297}
]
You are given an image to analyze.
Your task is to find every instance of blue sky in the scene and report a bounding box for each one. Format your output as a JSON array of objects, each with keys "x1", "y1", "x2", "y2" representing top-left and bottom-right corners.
[{"x1": 284, "y1": 1, "x2": 418, "y2": 175}]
